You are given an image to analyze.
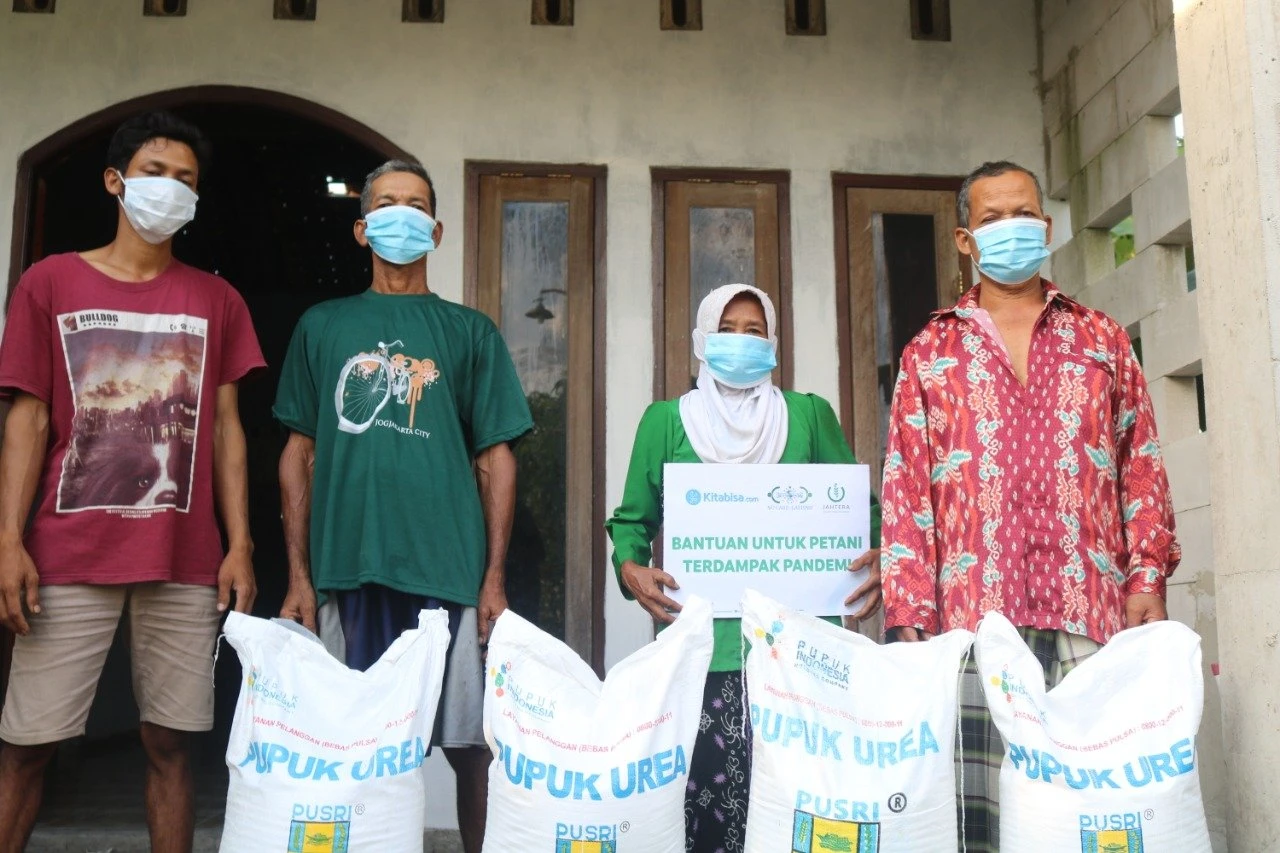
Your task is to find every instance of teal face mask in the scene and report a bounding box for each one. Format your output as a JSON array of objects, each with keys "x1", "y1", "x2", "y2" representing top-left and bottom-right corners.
[
  {"x1": 967, "y1": 217, "x2": 1049, "y2": 285},
  {"x1": 703, "y1": 333, "x2": 777, "y2": 388},
  {"x1": 363, "y1": 206, "x2": 437, "y2": 265}
]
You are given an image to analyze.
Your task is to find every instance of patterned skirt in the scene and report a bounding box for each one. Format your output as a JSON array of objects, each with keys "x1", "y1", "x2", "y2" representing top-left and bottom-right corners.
[{"x1": 684, "y1": 670, "x2": 751, "y2": 853}]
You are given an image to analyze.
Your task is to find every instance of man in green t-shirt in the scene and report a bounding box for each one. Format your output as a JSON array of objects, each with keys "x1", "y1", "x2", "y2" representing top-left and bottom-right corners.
[{"x1": 273, "y1": 159, "x2": 532, "y2": 853}]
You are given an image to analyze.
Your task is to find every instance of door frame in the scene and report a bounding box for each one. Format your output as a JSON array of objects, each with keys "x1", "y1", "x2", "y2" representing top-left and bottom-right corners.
[
  {"x1": 2, "y1": 85, "x2": 410, "y2": 711},
  {"x1": 831, "y1": 173, "x2": 964, "y2": 451},
  {"x1": 463, "y1": 160, "x2": 608, "y2": 673},
  {"x1": 8, "y1": 85, "x2": 411, "y2": 295},
  {"x1": 651, "y1": 167, "x2": 794, "y2": 401}
]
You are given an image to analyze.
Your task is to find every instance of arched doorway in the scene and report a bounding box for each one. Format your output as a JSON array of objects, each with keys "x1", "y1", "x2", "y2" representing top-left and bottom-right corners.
[{"x1": 4, "y1": 86, "x2": 406, "y2": 834}]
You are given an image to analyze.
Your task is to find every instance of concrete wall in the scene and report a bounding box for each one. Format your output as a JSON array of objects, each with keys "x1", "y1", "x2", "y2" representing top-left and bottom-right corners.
[
  {"x1": 0, "y1": 0, "x2": 1045, "y2": 829},
  {"x1": 1174, "y1": 1, "x2": 1280, "y2": 851},
  {"x1": 1040, "y1": 0, "x2": 1227, "y2": 848}
]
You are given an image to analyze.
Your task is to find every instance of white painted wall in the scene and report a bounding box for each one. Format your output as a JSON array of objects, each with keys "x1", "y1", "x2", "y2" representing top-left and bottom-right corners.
[{"x1": 0, "y1": 0, "x2": 1045, "y2": 828}]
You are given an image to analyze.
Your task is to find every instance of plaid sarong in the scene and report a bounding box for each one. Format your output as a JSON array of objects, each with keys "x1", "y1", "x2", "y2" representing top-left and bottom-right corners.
[{"x1": 954, "y1": 628, "x2": 1101, "y2": 852}]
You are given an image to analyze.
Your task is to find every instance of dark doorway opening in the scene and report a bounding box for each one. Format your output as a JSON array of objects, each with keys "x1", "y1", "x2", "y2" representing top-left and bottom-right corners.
[{"x1": 6, "y1": 89, "x2": 403, "y2": 835}]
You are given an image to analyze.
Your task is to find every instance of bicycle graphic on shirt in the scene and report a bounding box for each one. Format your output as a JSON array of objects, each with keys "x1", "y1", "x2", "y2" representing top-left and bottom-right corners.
[{"x1": 335, "y1": 339, "x2": 440, "y2": 434}]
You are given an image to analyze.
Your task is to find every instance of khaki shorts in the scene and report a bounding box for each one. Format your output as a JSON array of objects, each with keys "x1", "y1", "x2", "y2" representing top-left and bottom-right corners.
[{"x1": 0, "y1": 583, "x2": 220, "y2": 745}]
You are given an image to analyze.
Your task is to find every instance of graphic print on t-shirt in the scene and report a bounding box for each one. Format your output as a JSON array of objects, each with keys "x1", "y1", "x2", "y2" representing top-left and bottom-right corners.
[
  {"x1": 334, "y1": 338, "x2": 440, "y2": 435},
  {"x1": 56, "y1": 309, "x2": 207, "y2": 514}
]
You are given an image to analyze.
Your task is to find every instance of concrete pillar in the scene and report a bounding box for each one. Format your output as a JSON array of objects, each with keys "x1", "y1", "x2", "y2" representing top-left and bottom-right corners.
[{"x1": 1174, "y1": 1, "x2": 1280, "y2": 850}]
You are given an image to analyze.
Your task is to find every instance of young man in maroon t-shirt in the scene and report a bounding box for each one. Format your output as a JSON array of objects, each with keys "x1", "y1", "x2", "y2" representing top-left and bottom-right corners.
[{"x1": 0, "y1": 112, "x2": 265, "y2": 852}]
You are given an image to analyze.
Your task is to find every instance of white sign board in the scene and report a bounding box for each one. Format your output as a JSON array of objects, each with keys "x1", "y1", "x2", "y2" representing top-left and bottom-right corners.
[{"x1": 662, "y1": 463, "x2": 871, "y2": 617}]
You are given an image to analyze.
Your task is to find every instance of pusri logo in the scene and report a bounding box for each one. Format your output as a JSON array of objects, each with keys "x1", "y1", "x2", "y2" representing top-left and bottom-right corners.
[
  {"x1": 791, "y1": 809, "x2": 880, "y2": 853},
  {"x1": 287, "y1": 813, "x2": 350, "y2": 852},
  {"x1": 752, "y1": 618, "x2": 785, "y2": 660},
  {"x1": 247, "y1": 667, "x2": 299, "y2": 712},
  {"x1": 1079, "y1": 810, "x2": 1148, "y2": 853},
  {"x1": 555, "y1": 821, "x2": 621, "y2": 852},
  {"x1": 827, "y1": 483, "x2": 846, "y2": 503},
  {"x1": 685, "y1": 489, "x2": 702, "y2": 506},
  {"x1": 769, "y1": 485, "x2": 813, "y2": 505}
]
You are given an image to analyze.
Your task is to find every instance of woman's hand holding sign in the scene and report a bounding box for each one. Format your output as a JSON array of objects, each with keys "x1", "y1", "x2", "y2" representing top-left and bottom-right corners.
[
  {"x1": 843, "y1": 548, "x2": 882, "y2": 623},
  {"x1": 621, "y1": 559, "x2": 683, "y2": 624}
]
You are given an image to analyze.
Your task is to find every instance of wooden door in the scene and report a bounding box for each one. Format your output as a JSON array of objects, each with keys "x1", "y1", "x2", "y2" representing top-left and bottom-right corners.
[
  {"x1": 656, "y1": 174, "x2": 790, "y2": 399},
  {"x1": 474, "y1": 171, "x2": 599, "y2": 662},
  {"x1": 841, "y1": 185, "x2": 970, "y2": 488}
]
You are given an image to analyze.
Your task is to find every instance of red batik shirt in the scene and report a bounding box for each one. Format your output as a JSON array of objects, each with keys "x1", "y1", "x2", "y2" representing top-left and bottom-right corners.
[{"x1": 880, "y1": 282, "x2": 1179, "y2": 644}]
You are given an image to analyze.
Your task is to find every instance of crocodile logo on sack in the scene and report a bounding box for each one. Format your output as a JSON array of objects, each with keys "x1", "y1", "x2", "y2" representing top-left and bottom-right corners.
[
  {"x1": 792, "y1": 810, "x2": 879, "y2": 852},
  {"x1": 287, "y1": 820, "x2": 349, "y2": 852},
  {"x1": 1080, "y1": 828, "x2": 1144, "y2": 853}
]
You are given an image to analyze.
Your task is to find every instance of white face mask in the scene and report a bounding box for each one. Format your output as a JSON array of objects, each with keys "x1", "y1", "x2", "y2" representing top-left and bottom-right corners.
[{"x1": 115, "y1": 170, "x2": 198, "y2": 244}]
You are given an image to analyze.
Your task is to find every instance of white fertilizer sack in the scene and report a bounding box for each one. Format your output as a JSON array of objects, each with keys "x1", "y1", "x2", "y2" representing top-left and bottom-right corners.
[
  {"x1": 976, "y1": 610, "x2": 1210, "y2": 852},
  {"x1": 219, "y1": 610, "x2": 450, "y2": 852},
  {"x1": 481, "y1": 597, "x2": 713, "y2": 853},
  {"x1": 741, "y1": 589, "x2": 974, "y2": 853}
]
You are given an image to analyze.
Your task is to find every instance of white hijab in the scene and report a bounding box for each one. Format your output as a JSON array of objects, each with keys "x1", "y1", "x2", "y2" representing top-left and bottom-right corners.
[{"x1": 678, "y1": 284, "x2": 789, "y2": 465}]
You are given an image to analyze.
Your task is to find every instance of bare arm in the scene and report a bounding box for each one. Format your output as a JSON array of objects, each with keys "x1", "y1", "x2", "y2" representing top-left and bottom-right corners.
[
  {"x1": 278, "y1": 431, "x2": 317, "y2": 631},
  {"x1": 0, "y1": 394, "x2": 49, "y2": 634},
  {"x1": 213, "y1": 383, "x2": 256, "y2": 613},
  {"x1": 475, "y1": 441, "x2": 517, "y2": 644}
]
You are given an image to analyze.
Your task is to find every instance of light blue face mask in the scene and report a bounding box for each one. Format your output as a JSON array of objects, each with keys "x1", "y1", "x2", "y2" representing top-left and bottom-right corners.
[
  {"x1": 703, "y1": 333, "x2": 777, "y2": 388},
  {"x1": 362, "y1": 206, "x2": 437, "y2": 265},
  {"x1": 967, "y1": 217, "x2": 1050, "y2": 285}
]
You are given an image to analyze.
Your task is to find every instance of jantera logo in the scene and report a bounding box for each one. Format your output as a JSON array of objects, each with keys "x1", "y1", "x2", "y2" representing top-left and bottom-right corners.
[{"x1": 827, "y1": 483, "x2": 846, "y2": 503}]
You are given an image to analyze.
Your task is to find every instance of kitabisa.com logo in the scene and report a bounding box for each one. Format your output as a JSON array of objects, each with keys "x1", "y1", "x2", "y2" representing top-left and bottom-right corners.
[{"x1": 684, "y1": 488, "x2": 759, "y2": 506}]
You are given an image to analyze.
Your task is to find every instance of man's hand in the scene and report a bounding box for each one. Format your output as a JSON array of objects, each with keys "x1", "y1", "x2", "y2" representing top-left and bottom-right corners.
[
  {"x1": 889, "y1": 626, "x2": 935, "y2": 643},
  {"x1": 477, "y1": 579, "x2": 508, "y2": 646},
  {"x1": 279, "y1": 578, "x2": 318, "y2": 633},
  {"x1": 0, "y1": 536, "x2": 39, "y2": 635},
  {"x1": 216, "y1": 547, "x2": 256, "y2": 614},
  {"x1": 620, "y1": 560, "x2": 682, "y2": 625},
  {"x1": 843, "y1": 548, "x2": 882, "y2": 624},
  {"x1": 1125, "y1": 592, "x2": 1167, "y2": 628}
]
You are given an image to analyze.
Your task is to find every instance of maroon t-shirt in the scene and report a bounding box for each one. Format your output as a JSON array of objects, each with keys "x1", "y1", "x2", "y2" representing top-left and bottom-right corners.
[{"x1": 0, "y1": 253, "x2": 266, "y2": 586}]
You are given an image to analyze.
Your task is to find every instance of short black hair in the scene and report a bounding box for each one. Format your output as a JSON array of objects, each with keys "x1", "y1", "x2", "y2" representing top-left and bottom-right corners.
[
  {"x1": 106, "y1": 111, "x2": 211, "y2": 176},
  {"x1": 360, "y1": 160, "x2": 437, "y2": 218},
  {"x1": 957, "y1": 160, "x2": 1044, "y2": 227}
]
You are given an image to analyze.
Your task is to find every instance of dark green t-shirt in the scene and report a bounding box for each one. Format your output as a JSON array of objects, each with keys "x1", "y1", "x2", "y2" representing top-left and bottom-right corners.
[{"x1": 273, "y1": 290, "x2": 533, "y2": 606}]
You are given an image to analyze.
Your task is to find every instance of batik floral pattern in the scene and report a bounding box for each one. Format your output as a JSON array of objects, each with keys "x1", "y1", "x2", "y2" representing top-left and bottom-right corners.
[{"x1": 881, "y1": 283, "x2": 1180, "y2": 644}]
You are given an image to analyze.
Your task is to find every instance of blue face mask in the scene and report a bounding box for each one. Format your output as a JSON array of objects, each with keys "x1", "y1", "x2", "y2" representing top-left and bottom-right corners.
[
  {"x1": 703, "y1": 333, "x2": 777, "y2": 388},
  {"x1": 967, "y1": 217, "x2": 1049, "y2": 285},
  {"x1": 363, "y1": 206, "x2": 437, "y2": 265}
]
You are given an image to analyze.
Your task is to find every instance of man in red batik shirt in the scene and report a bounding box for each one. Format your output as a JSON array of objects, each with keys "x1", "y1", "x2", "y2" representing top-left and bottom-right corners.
[
  {"x1": 0, "y1": 112, "x2": 265, "y2": 853},
  {"x1": 880, "y1": 161, "x2": 1180, "y2": 853}
]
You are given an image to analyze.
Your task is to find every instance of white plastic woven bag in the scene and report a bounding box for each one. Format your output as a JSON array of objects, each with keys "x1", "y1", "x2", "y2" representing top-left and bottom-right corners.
[
  {"x1": 219, "y1": 610, "x2": 450, "y2": 852},
  {"x1": 976, "y1": 611, "x2": 1210, "y2": 852}
]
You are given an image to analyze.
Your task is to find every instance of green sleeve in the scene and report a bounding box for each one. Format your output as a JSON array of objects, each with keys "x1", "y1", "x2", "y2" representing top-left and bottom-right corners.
[
  {"x1": 272, "y1": 311, "x2": 320, "y2": 437},
  {"x1": 467, "y1": 328, "x2": 534, "y2": 453},
  {"x1": 604, "y1": 402, "x2": 673, "y2": 600},
  {"x1": 810, "y1": 394, "x2": 882, "y2": 549}
]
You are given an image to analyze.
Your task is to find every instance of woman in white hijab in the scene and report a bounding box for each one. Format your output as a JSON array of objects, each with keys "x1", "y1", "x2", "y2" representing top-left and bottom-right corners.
[{"x1": 605, "y1": 283, "x2": 881, "y2": 853}]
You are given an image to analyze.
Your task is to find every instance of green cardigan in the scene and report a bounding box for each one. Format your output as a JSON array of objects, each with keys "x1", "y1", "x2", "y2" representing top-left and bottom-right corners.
[{"x1": 605, "y1": 391, "x2": 882, "y2": 672}]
